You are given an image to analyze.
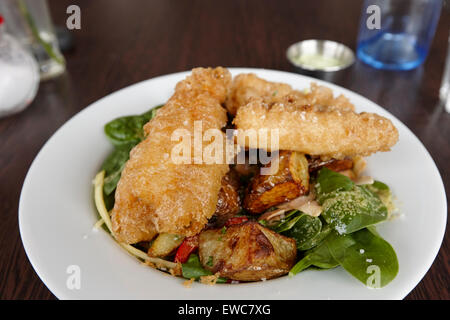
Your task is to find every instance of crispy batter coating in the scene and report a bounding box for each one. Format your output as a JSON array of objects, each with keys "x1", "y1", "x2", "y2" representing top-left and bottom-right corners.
[
  {"x1": 226, "y1": 74, "x2": 292, "y2": 115},
  {"x1": 234, "y1": 98, "x2": 399, "y2": 159},
  {"x1": 225, "y1": 73, "x2": 355, "y2": 115},
  {"x1": 111, "y1": 67, "x2": 231, "y2": 243}
]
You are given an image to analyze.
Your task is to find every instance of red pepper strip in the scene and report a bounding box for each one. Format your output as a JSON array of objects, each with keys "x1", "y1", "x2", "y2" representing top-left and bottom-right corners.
[
  {"x1": 225, "y1": 216, "x2": 249, "y2": 227},
  {"x1": 174, "y1": 235, "x2": 199, "y2": 263}
]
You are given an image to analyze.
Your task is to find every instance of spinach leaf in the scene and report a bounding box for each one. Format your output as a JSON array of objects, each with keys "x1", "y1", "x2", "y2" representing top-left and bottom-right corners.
[
  {"x1": 181, "y1": 254, "x2": 226, "y2": 283},
  {"x1": 289, "y1": 240, "x2": 339, "y2": 276},
  {"x1": 367, "y1": 180, "x2": 395, "y2": 215},
  {"x1": 315, "y1": 167, "x2": 354, "y2": 197},
  {"x1": 283, "y1": 214, "x2": 322, "y2": 250},
  {"x1": 103, "y1": 190, "x2": 116, "y2": 211},
  {"x1": 268, "y1": 210, "x2": 325, "y2": 251},
  {"x1": 104, "y1": 105, "x2": 163, "y2": 147},
  {"x1": 101, "y1": 105, "x2": 163, "y2": 195},
  {"x1": 325, "y1": 228, "x2": 399, "y2": 288},
  {"x1": 271, "y1": 210, "x2": 302, "y2": 233},
  {"x1": 371, "y1": 180, "x2": 389, "y2": 191},
  {"x1": 297, "y1": 223, "x2": 332, "y2": 251},
  {"x1": 320, "y1": 185, "x2": 388, "y2": 234},
  {"x1": 315, "y1": 168, "x2": 388, "y2": 234},
  {"x1": 101, "y1": 144, "x2": 134, "y2": 195}
]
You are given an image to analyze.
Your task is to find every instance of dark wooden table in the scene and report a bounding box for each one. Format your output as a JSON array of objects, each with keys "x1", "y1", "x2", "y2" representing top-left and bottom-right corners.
[{"x1": 0, "y1": 0, "x2": 448, "y2": 300}]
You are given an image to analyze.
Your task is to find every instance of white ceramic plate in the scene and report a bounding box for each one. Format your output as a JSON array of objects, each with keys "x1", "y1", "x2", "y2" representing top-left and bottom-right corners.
[{"x1": 19, "y1": 68, "x2": 447, "y2": 300}]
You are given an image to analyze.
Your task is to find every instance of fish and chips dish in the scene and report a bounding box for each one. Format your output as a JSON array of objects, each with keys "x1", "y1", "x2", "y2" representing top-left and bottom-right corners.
[{"x1": 93, "y1": 67, "x2": 399, "y2": 288}]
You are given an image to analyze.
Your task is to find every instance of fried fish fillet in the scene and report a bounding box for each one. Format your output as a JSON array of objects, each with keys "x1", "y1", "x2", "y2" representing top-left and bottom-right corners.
[
  {"x1": 233, "y1": 98, "x2": 399, "y2": 159},
  {"x1": 111, "y1": 67, "x2": 231, "y2": 244},
  {"x1": 226, "y1": 73, "x2": 355, "y2": 115}
]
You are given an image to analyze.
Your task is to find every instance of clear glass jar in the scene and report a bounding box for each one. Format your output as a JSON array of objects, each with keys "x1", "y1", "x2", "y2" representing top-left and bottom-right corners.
[
  {"x1": 0, "y1": 0, "x2": 65, "y2": 80},
  {"x1": 0, "y1": 15, "x2": 40, "y2": 117}
]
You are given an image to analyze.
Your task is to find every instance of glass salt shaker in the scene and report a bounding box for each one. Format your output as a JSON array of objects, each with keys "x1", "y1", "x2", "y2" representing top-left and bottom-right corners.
[{"x1": 0, "y1": 14, "x2": 39, "y2": 118}]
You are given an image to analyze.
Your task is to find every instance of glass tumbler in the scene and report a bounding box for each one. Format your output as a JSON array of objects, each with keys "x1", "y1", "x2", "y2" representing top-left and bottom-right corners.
[
  {"x1": 440, "y1": 32, "x2": 450, "y2": 113},
  {"x1": 0, "y1": 0, "x2": 65, "y2": 80},
  {"x1": 357, "y1": 0, "x2": 443, "y2": 70}
]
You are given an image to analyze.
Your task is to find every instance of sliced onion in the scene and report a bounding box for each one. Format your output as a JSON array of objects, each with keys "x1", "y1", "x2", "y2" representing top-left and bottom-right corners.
[
  {"x1": 258, "y1": 193, "x2": 322, "y2": 222},
  {"x1": 258, "y1": 208, "x2": 287, "y2": 222},
  {"x1": 354, "y1": 175, "x2": 374, "y2": 185},
  {"x1": 297, "y1": 201, "x2": 322, "y2": 217}
]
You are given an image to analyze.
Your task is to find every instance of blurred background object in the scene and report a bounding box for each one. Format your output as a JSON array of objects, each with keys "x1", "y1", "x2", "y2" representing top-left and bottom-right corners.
[
  {"x1": 0, "y1": 14, "x2": 39, "y2": 118},
  {"x1": 357, "y1": 0, "x2": 443, "y2": 70},
  {"x1": 440, "y1": 32, "x2": 450, "y2": 113},
  {"x1": 286, "y1": 39, "x2": 355, "y2": 82},
  {"x1": 0, "y1": 0, "x2": 65, "y2": 80}
]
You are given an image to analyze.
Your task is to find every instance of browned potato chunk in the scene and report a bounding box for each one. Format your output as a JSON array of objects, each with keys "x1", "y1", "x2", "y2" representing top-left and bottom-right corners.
[
  {"x1": 198, "y1": 221, "x2": 297, "y2": 281},
  {"x1": 148, "y1": 233, "x2": 184, "y2": 257},
  {"x1": 208, "y1": 171, "x2": 241, "y2": 228},
  {"x1": 215, "y1": 171, "x2": 241, "y2": 217},
  {"x1": 233, "y1": 162, "x2": 259, "y2": 177},
  {"x1": 308, "y1": 157, "x2": 353, "y2": 172},
  {"x1": 244, "y1": 151, "x2": 309, "y2": 214}
]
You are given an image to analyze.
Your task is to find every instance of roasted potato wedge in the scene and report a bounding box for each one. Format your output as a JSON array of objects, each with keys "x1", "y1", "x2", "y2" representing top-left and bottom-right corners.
[
  {"x1": 308, "y1": 157, "x2": 353, "y2": 172},
  {"x1": 215, "y1": 171, "x2": 241, "y2": 217},
  {"x1": 244, "y1": 151, "x2": 309, "y2": 214},
  {"x1": 199, "y1": 221, "x2": 297, "y2": 281},
  {"x1": 208, "y1": 171, "x2": 241, "y2": 228},
  {"x1": 148, "y1": 233, "x2": 184, "y2": 257}
]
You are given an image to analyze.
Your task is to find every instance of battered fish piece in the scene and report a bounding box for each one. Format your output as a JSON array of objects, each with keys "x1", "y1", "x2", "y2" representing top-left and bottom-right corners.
[
  {"x1": 226, "y1": 73, "x2": 355, "y2": 115},
  {"x1": 233, "y1": 98, "x2": 399, "y2": 159},
  {"x1": 226, "y1": 73, "x2": 292, "y2": 115},
  {"x1": 111, "y1": 67, "x2": 231, "y2": 244}
]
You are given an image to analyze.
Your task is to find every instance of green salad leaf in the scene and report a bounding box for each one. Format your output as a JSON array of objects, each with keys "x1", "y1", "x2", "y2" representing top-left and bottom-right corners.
[
  {"x1": 101, "y1": 105, "x2": 163, "y2": 195},
  {"x1": 297, "y1": 223, "x2": 332, "y2": 251},
  {"x1": 271, "y1": 210, "x2": 302, "y2": 233},
  {"x1": 101, "y1": 144, "x2": 134, "y2": 195},
  {"x1": 282, "y1": 214, "x2": 322, "y2": 250},
  {"x1": 181, "y1": 254, "x2": 227, "y2": 283},
  {"x1": 315, "y1": 167, "x2": 354, "y2": 196},
  {"x1": 289, "y1": 240, "x2": 339, "y2": 276},
  {"x1": 104, "y1": 106, "x2": 162, "y2": 147},
  {"x1": 267, "y1": 210, "x2": 324, "y2": 251},
  {"x1": 325, "y1": 228, "x2": 399, "y2": 288},
  {"x1": 315, "y1": 168, "x2": 388, "y2": 234},
  {"x1": 366, "y1": 180, "x2": 395, "y2": 215},
  {"x1": 290, "y1": 227, "x2": 398, "y2": 288},
  {"x1": 370, "y1": 180, "x2": 389, "y2": 191}
]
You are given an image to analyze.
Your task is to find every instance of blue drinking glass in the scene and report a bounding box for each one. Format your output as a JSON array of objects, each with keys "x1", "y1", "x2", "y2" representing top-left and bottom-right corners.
[{"x1": 357, "y1": 0, "x2": 443, "y2": 70}]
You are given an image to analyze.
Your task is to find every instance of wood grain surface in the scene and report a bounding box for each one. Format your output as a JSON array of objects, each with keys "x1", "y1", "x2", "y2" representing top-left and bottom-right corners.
[{"x1": 0, "y1": 0, "x2": 448, "y2": 300}]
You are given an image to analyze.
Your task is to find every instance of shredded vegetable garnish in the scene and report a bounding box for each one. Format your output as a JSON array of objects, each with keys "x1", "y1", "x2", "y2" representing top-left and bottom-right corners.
[
  {"x1": 93, "y1": 170, "x2": 177, "y2": 271},
  {"x1": 94, "y1": 218, "x2": 105, "y2": 229},
  {"x1": 93, "y1": 171, "x2": 113, "y2": 232}
]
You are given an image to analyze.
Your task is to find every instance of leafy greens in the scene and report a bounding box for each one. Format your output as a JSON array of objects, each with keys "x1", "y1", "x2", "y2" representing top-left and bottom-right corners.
[
  {"x1": 181, "y1": 254, "x2": 227, "y2": 283},
  {"x1": 325, "y1": 228, "x2": 399, "y2": 288},
  {"x1": 101, "y1": 105, "x2": 163, "y2": 195},
  {"x1": 315, "y1": 168, "x2": 388, "y2": 235}
]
